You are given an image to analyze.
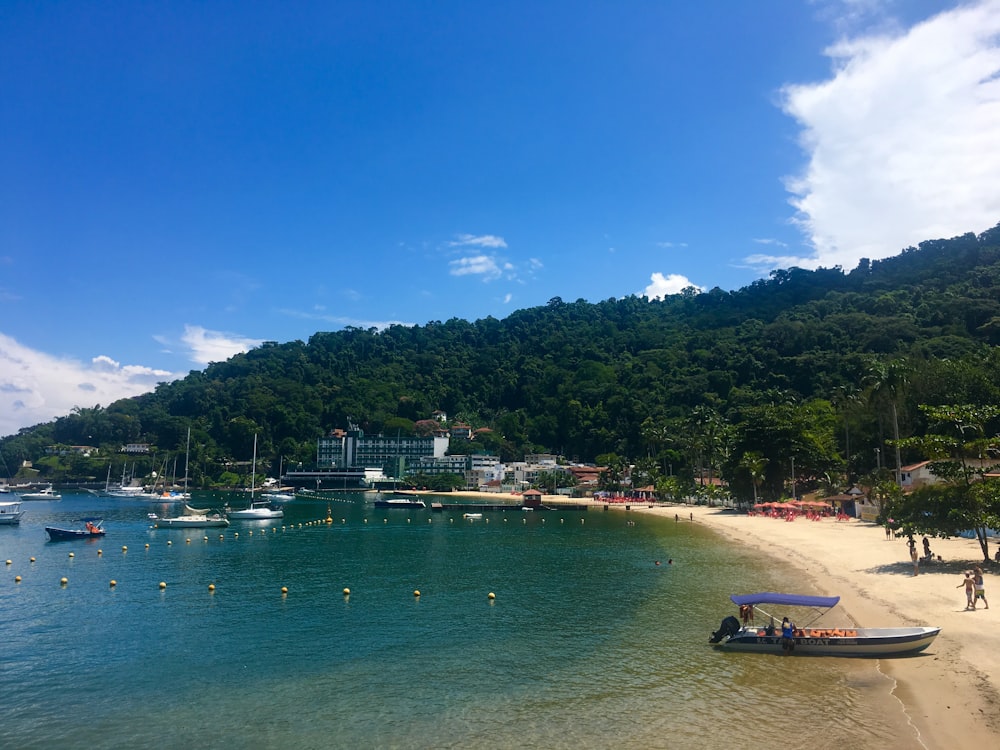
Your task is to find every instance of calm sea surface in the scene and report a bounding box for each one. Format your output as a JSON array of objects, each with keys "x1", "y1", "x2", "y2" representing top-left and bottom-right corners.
[{"x1": 1, "y1": 492, "x2": 918, "y2": 749}]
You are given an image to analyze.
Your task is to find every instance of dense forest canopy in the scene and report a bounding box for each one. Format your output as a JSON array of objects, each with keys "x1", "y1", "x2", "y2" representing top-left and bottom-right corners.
[{"x1": 5, "y1": 225, "x2": 1000, "y2": 504}]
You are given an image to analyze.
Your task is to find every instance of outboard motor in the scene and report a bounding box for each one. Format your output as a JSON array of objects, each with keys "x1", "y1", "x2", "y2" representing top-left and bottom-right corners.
[{"x1": 709, "y1": 615, "x2": 741, "y2": 643}]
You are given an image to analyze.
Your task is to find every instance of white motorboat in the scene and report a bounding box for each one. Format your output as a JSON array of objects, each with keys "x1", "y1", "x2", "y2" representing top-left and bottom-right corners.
[
  {"x1": 262, "y1": 491, "x2": 296, "y2": 502},
  {"x1": 20, "y1": 485, "x2": 62, "y2": 500},
  {"x1": 374, "y1": 496, "x2": 426, "y2": 509},
  {"x1": 0, "y1": 500, "x2": 23, "y2": 524},
  {"x1": 463, "y1": 512, "x2": 483, "y2": 520},
  {"x1": 709, "y1": 593, "x2": 940, "y2": 657}
]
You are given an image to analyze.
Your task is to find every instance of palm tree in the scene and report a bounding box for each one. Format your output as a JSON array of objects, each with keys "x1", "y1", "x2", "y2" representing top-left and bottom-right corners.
[
  {"x1": 739, "y1": 451, "x2": 768, "y2": 504},
  {"x1": 865, "y1": 358, "x2": 910, "y2": 487}
]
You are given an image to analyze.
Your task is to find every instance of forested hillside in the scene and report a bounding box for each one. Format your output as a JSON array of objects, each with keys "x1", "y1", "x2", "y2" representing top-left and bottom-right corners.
[{"x1": 5, "y1": 224, "x2": 1000, "y2": 500}]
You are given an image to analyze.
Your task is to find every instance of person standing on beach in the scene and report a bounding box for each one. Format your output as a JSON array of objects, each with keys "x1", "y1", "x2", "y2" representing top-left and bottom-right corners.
[
  {"x1": 909, "y1": 539, "x2": 919, "y2": 576},
  {"x1": 974, "y1": 567, "x2": 989, "y2": 610},
  {"x1": 958, "y1": 572, "x2": 976, "y2": 610}
]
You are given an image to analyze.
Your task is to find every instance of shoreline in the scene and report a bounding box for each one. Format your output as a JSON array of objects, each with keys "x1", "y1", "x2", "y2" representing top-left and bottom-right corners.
[
  {"x1": 639, "y1": 502, "x2": 1000, "y2": 750},
  {"x1": 367, "y1": 489, "x2": 1000, "y2": 747}
]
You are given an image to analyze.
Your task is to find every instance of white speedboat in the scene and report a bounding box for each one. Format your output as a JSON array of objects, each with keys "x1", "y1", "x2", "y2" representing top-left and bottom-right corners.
[
  {"x1": 262, "y1": 491, "x2": 296, "y2": 502},
  {"x1": 20, "y1": 485, "x2": 62, "y2": 500},
  {"x1": 463, "y1": 512, "x2": 483, "y2": 520},
  {"x1": 0, "y1": 500, "x2": 23, "y2": 524},
  {"x1": 709, "y1": 593, "x2": 940, "y2": 657}
]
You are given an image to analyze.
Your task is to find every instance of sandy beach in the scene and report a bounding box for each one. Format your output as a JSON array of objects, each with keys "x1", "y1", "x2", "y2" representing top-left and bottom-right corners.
[
  {"x1": 642, "y1": 501, "x2": 1000, "y2": 750},
  {"x1": 412, "y1": 490, "x2": 1000, "y2": 748}
]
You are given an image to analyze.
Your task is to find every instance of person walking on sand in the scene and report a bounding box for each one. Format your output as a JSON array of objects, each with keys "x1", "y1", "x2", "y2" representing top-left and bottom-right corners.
[
  {"x1": 958, "y1": 571, "x2": 976, "y2": 610},
  {"x1": 973, "y1": 567, "x2": 989, "y2": 610}
]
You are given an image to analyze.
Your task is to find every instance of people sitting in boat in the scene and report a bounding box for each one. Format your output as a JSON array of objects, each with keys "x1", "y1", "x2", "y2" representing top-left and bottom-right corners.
[
  {"x1": 85, "y1": 521, "x2": 98, "y2": 533},
  {"x1": 781, "y1": 616, "x2": 796, "y2": 653},
  {"x1": 764, "y1": 616, "x2": 776, "y2": 637}
]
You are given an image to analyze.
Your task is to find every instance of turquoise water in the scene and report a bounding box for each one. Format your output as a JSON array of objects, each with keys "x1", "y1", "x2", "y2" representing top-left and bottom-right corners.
[{"x1": 1, "y1": 493, "x2": 917, "y2": 749}]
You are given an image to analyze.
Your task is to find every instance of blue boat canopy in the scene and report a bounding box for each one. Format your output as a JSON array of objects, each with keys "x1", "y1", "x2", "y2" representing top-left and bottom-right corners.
[{"x1": 730, "y1": 593, "x2": 840, "y2": 608}]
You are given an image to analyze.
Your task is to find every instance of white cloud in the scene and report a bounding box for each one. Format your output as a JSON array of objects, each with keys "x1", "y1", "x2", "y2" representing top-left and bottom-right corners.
[
  {"x1": 449, "y1": 254, "x2": 504, "y2": 280},
  {"x1": 656, "y1": 241, "x2": 689, "y2": 249},
  {"x1": 642, "y1": 272, "x2": 703, "y2": 299},
  {"x1": 449, "y1": 234, "x2": 508, "y2": 249},
  {"x1": 180, "y1": 325, "x2": 264, "y2": 365},
  {"x1": 0, "y1": 332, "x2": 179, "y2": 438},
  {"x1": 776, "y1": 0, "x2": 1000, "y2": 271}
]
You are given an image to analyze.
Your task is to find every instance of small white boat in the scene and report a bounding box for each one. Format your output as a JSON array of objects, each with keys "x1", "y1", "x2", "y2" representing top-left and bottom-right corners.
[
  {"x1": 152, "y1": 513, "x2": 229, "y2": 528},
  {"x1": 0, "y1": 500, "x2": 23, "y2": 525},
  {"x1": 20, "y1": 485, "x2": 62, "y2": 500},
  {"x1": 463, "y1": 512, "x2": 483, "y2": 520},
  {"x1": 709, "y1": 593, "x2": 940, "y2": 657},
  {"x1": 262, "y1": 491, "x2": 296, "y2": 502},
  {"x1": 229, "y1": 435, "x2": 283, "y2": 520},
  {"x1": 229, "y1": 502, "x2": 284, "y2": 520}
]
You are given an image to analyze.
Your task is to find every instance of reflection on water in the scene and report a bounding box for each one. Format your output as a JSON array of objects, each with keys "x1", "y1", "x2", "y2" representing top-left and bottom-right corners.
[{"x1": 0, "y1": 493, "x2": 919, "y2": 749}]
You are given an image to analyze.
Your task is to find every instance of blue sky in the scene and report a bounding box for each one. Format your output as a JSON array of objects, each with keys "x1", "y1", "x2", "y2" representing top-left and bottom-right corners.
[{"x1": 2, "y1": 0, "x2": 1000, "y2": 437}]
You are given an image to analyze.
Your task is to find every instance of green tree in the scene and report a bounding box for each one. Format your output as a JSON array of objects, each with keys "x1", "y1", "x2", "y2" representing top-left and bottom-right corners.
[{"x1": 892, "y1": 404, "x2": 1000, "y2": 561}]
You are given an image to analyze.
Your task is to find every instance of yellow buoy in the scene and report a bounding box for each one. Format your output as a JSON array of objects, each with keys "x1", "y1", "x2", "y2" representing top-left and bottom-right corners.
[
  {"x1": 343, "y1": 587, "x2": 351, "y2": 595},
  {"x1": 281, "y1": 586, "x2": 288, "y2": 594},
  {"x1": 384, "y1": 518, "x2": 388, "y2": 524},
  {"x1": 97, "y1": 549, "x2": 103, "y2": 555},
  {"x1": 167, "y1": 540, "x2": 172, "y2": 546},
  {"x1": 234, "y1": 532, "x2": 239, "y2": 538},
  {"x1": 208, "y1": 584, "x2": 215, "y2": 592},
  {"x1": 30, "y1": 557, "x2": 35, "y2": 563},
  {"x1": 5, "y1": 559, "x2": 11, "y2": 565},
  {"x1": 488, "y1": 592, "x2": 496, "y2": 600},
  {"x1": 60, "y1": 577, "x2": 68, "y2": 585},
  {"x1": 68, "y1": 552, "x2": 74, "y2": 558},
  {"x1": 186, "y1": 538, "x2": 191, "y2": 544},
  {"x1": 159, "y1": 581, "x2": 167, "y2": 589},
  {"x1": 15, "y1": 575, "x2": 22, "y2": 583},
  {"x1": 145, "y1": 543, "x2": 149, "y2": 549},
  {"x1": 219, "y1": 534, "x2": 225, "y2": 540},
  {"x1": 110, "y1": 580, "x2": 117, "y2": 587},
  {"x1": 204, "y1": 536, "x2": 208, "y2": 541},
  {"x1": 413, "y1": 590, "x2": 421, "y2": 597}
]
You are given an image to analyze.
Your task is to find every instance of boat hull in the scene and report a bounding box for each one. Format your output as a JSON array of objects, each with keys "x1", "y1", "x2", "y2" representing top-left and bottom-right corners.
[
  {"x1": 154, "y1": 516, "x2": 229, "y2": 528},
  {"x1": 46, "y1": 527, "x2": 106, "y2": 541},
  {"x1": 0, "y1": 502, "x2": 23, "y2": 525},
  {"x1": 714, "y1": 626, "x2": 940, "y2": 657},
  {"x1": 374, "y1": 499, "x2": 426, "y2": 508}
]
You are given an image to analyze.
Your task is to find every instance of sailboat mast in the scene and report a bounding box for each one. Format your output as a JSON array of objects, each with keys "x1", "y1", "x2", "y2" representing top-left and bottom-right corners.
[
  {"x1": 251, "y1": 434, "x2": 257, "y2": 498},
  {"x1": 183, "y1": 427, "x2": 191, "y2": 494}
]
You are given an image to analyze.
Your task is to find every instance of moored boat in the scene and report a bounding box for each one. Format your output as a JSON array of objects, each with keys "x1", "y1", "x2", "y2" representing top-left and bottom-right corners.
[
  {"x1": 0, "y1": 500, "x2": 23, "y2": 525},
  {"x1": 228, "y1": 434, "x2": 284, "y2": 520},
  {"x1": 374, "y1": 496, "x2": 426, "y2": 508},
  {"x1": 46, "y1": 518, "x2": 106, "y2": 540},
  {"x1": 152, "y1": 513, "x2": 229, "y2": 528},
  {"x1": 709, "y1": 593, "x2": 940, "y2": 657},
  {"x1": 20, "y1": 485, "x2": 62, "y2": 500}
]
